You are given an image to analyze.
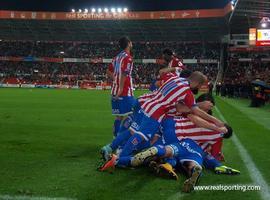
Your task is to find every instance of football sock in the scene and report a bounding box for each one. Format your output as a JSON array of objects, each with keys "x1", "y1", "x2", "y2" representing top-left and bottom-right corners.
[
  {"x1": 110, "y1": 129, "x2": 132, "y2": 151},
  {"x1": 203, "y1": 153, "x2": 221, "y2": 169},
  {"x1": 113, "y1": 118, "x2": 122, "y2": 137}
]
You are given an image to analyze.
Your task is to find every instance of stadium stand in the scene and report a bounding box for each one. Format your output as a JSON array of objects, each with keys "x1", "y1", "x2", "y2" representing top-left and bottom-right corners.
[
  {"x1": 0, "y1": 41, "x2": 221, "y2": 59},
  {"x1": 0, "y1": 41, "x2": 220, "y2": 88}
]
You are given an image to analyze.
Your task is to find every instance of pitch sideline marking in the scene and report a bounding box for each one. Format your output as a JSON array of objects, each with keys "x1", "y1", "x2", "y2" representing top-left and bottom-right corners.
[
  {"x1": 219, "y1": 97, "x2": 270, "y2": 130},
  {"x1": 0, "y1": 195, "x2": 77, "y2": 200},
  {"x1": 215, "y1": 106, "x2": 270, "y2": 200}
]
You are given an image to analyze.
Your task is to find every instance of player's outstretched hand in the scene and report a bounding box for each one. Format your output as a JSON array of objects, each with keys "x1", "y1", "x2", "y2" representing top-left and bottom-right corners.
[{"x1": 218, "y1": 126, "x2": 228, "y2": 134}]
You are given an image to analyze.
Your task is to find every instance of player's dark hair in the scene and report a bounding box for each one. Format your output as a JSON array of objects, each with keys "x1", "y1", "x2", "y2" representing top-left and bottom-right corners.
[
  {"x1": 162, "y1": 48, "x2": 174, "y2": 56},
  {"x1": 207, "y1": 110, "x2": 213, "y2": 115},
  {"x1": 119, "y1": 36, "x2": 131, "y2": 50},
  {"x1": 223, "y1": 123, "x2": 233, "y2": 139},
  {"x1": 180, "y1": 69, "x2": 192, "y2": 78},
  {"x1": 191, "y1": 88, "x2": 199, "y2": 95},
  {"x1": 196, "y1": 93, "x2": 215, "y2": 105}
]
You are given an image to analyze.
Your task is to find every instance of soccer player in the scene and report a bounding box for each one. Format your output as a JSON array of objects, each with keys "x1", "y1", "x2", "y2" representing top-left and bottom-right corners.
[
  {"x1": 103, "y1": 72, "x2": 224, "y2": 161},
  {"x1": 153, "y1": 49, "x2": 189, "y2": 90},
  {"x1": 100, "y1": 137, "x2": 204, "y2": 192},
  {"x1": 100, "y1": 91, "x2": 158, "y2": 161},
  {"x1": 109, "y1": 36, "x2": 135, "y2": 137},
  {"x1": 162, "y1": 93, "x2": 229, "y2": 160},
  {"x1": 159, "y1": 48, "x2": 186, "y2": 77},
  {"x1": 130, "y1": 137, "x2": 239, "y2": 192}
]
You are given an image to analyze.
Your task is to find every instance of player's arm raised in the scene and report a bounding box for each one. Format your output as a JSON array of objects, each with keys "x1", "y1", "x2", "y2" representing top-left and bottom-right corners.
[
  {"x1": 159, "y1": 59, "x2": 184, "y2": 75},
  {"x1": 159, "y1": 67, "x2": 176, "y2": 75}
]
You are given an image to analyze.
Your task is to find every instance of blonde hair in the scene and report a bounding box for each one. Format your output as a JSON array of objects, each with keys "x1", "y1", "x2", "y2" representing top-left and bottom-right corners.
[{"x1": 189, "y1": 71, "x2": 207, "y2": 85}]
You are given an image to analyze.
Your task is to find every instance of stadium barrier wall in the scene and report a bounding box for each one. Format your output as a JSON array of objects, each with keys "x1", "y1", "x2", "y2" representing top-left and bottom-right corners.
[{"x1": 0, "y1": 57, "x2": 219, "y2": 64}]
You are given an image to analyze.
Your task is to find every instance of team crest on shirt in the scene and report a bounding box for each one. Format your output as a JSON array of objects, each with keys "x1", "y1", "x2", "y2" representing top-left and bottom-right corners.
[{"x1": 132, "y1": 138, "x2": 138, "y2": 145}]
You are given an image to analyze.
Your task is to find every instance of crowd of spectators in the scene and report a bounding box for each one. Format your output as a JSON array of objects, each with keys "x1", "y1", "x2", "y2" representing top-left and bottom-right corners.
[
  {"x1": 216, "y1": 60, "x2": 270, "y2": 99},
  {"x1": 0, "y1": 62, "x2": 107, "y2": 86},
  {"x1": 0, "y1": 40, "x2": 221, "y2": 87},
  {"x1": 229, "y1": 51, "x2": 270, "y2": 59},
  {"x1": 0, "y1": 40, "x2": 220, "y2": 59},
  {"x1": 0, "y1": 61, "x2": 219, "y2": 86}
]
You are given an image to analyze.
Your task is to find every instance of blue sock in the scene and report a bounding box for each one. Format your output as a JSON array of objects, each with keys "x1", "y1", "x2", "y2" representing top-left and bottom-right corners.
[
  {"x1": 119, "y1": 116, "x2": 133, "y2": 133},
  {"x1": 113, "y1": 118, "x2": 122, "y2": 137},
  {"x1": 116, "y1": 156, "x2": 132, "y2": 167},
  {"x1": 203, "y1": 153, "x2": 222, "y2": 169},
  {"x1": 164, "y1": 158, "x2": 177, "y2": 167},
  {"x1": 120, "y1": 133, "x2": 144, "y2": 157},
  {"x1": 137, "y1": 140, "x2": 151, "y2": 151},
  {"x1": 154, "y1": 145, "x2": 167, "y2": 157},
  {"x1": 110, "y1": 129, "x2": 132, "y2": 151}
]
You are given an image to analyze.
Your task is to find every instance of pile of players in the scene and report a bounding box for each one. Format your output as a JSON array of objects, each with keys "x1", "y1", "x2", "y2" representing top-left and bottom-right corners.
[{"x1": 98, "y1": 37, "x2": 240, "y2": 193}]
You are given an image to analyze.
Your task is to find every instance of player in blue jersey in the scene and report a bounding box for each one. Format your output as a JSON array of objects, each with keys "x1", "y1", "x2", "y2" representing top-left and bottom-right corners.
[
  {"x1": 99, "y1": 137, "x2": 203, "y2": 192},
  {"x1": 130, "y1": 137, "x2": 240, "y2": 192}
]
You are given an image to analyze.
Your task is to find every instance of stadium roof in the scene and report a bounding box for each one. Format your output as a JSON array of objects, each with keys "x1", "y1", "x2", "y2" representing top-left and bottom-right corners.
[
  {"x1": 0, "y1": 0, "x2": 230, "y2": 12},
  {"x1": 0, "y1": 3, "x2": 232, "y2": 42},
  {"x1": 229, "y1": 0, "x2": 270, "y2": 34}
]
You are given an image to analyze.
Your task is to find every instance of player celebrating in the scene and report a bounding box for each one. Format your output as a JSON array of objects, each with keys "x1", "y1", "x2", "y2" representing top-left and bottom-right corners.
[
  {"x1": 108, "y1": 36, "x2": 135, "y2": 137},
  {"x1": 101, "y1": 72, "x2": 224, "y2": 163},
  {"x1": 151, "y1": 49, "x2": 188, "y2": 91},
  {"x1": 159, "y1": 48, "x2": 185, "y2": 77},
  {"x1": 130, "y1": 135, "x2": 239, "y2": 192}
]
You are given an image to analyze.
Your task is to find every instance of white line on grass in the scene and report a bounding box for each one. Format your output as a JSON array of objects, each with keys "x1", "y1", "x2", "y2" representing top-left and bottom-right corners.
[
  {"x1": 0, "y1": 195, "x2": 77, "y2": 200},
  {"x1": 215, "y1": 106, "x2": 270, "y2": 200}
]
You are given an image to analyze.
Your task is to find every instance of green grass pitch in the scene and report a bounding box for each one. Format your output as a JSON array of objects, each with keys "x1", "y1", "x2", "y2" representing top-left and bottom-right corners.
[{"x1": 0, "y1": 88, "x2": 269, "y2": 200}]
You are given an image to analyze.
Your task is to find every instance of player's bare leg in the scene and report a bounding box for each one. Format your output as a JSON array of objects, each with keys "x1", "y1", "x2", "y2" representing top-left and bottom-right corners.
[
  {"x1": 131, "y1": 145, "x2": 173, "y2": 166},
  {"x1": 182, "y1": 161, "x2": 202, "y2": 193}
]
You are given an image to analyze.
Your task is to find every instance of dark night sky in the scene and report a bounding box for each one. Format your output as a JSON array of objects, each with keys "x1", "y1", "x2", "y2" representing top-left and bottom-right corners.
[{"x1": 0, "y1": 0, "x2": 230, "y2": 12}]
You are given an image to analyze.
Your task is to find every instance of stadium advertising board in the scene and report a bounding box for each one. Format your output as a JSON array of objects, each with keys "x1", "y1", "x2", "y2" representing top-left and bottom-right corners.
[
  {"x1": 249, "y1": 28, "x2": 270, "y2": 47},
  {"x1": 256, "y1": 29, "x2": 270, "y2": 46}
]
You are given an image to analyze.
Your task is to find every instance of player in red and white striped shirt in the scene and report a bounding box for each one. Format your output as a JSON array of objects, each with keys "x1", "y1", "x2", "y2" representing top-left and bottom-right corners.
[
  {"x1": 159, "y1": 48, "x2": 186, "y2": 77},
  {"x1": 161, "y1": 93, "x2": 231, "y2": 160},
  {"x1": 116, "y1": 71, "x2": 224, "y2": 156},
  {"x1": 110, "y1": 52, "x2": 133, "y2": 97},
  {"x1": 162, "y1": 116, "x2": 229, "y2": 152},
  {"x1": 108, "y1": 37, "x2": 136, "y2": 137},
  {"x1": 153, "y1": 49, "x2": 190, "y2": 91}
]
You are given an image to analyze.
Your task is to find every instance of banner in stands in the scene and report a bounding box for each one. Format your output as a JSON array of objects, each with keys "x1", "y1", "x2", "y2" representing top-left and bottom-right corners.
[
  {"x1": 0, "y1": 56, "x2": 219, "y2": 64},
  {"x1": 0, "y1": 4, "x2": 232, "y2": 21},
  {"x1": 197, "y1": 59, "x2": 218, "y2": 64},
  {"x1": 229, "y1": 46, "x2": 270, "y2": 52}
]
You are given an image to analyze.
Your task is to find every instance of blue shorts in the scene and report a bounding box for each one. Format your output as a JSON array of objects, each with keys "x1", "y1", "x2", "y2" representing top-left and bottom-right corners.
[
  {"x1": 111, "y1": 96, "x2": 136, "y2": 116},
  {"x1": 161, "y1": 117, "x2": 178, "y2": 145},
  {"x1": 149, "y1": 80, "x2": 158, "y2": 92},
  {"x1": 119, "y1": 100, "x2": 143, "y2": 131},
  {"x1": 168, "y1": 138, "x2": 203, "y2": 166},
  {"x1": 129, "y1": 110, "x2": 160, "y2": 141}
]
